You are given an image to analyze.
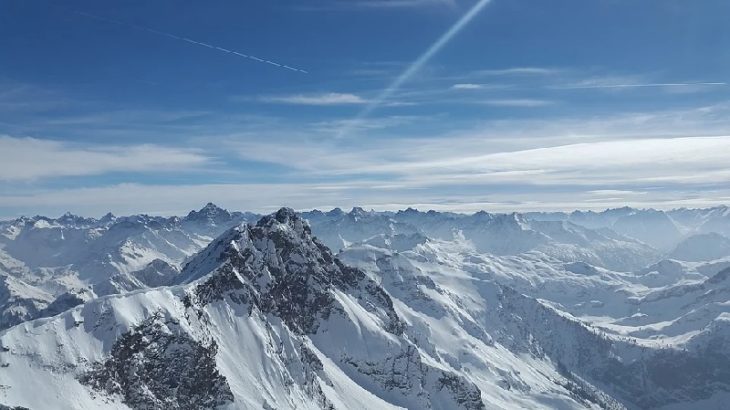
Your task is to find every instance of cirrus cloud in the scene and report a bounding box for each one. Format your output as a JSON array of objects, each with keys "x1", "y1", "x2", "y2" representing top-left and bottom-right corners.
[
  {"x1": 259, "y1": 92, "x2": 368, "y2": 106},
  {"x1": 0, "y1": 135, "x2": 210, "y2": 181}
]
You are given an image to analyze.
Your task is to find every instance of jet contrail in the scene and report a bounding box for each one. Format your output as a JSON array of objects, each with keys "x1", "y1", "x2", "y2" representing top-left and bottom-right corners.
[
  {"x1": 337, "y1": 0, "x2": 492, "y2": 138},
  {"x1": 74, "y1": 11, "x2": 308, "y2": 74}
]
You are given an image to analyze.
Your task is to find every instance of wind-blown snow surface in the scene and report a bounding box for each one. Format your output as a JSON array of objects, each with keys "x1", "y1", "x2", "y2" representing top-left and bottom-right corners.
[{"x1": 1, "y1": 205, "x2": 730, "y2": 409}]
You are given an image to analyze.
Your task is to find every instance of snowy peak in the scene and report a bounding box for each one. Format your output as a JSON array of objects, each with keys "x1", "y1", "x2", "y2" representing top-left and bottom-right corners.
[
  {"x1": 56, "y1": 212, "x2": 97, "y2": 227},
  {"x1": 257, "y1": 206, "x2": 306, "y2": 231},
  {"x1": 189, "y1": 201, "x2": 226, "y2": 216},
  {"x1": 326, "y1": 207, "x2": 345, "y2": 217},
  {"x1": 180, "y1": 208, "x2": 403, "y2": 335},
  {"x1": 184, "y1": 202, "x2": 231, "y2": 223},
  {"x1": 396, "y1": 206, "x2": 420, "y2": 216},
  {"x1": 179, "y1": 207, "x2": 315, "y2": 283},
  {"x1": 472, "y1": 210, "x2": 495, "y2": 221},
  {"x1": 347, "y1": 206, "x2": 374, "y2": 220},
  {"x1": 180, "y1": 203, "x2": 256, "y2": 239},
  {"x1": 98, "y1": 212, "x2": 116, "y2": 225}
]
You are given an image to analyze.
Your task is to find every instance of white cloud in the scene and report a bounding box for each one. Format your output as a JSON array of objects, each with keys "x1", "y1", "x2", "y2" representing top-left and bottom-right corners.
[
  {"x1": 553, "y1": 77, "x2": 727, "y2": 92},
  {"x1": 259, "y1": 92, "x2": 367, "y2": 106},
  {"x1": 449, "y1": 83, "x2": 513, "y2": 91},
  {"x1": 350, "y1": 0, "x2": 456, "y2": 8},
  {"x1": 0, "y1": 136, "x2": 209, "y2": 181},
  {"x1": 480, "y1": 99, "x2": 554, "y2": 107},
  {"x1": 223, "y1": 107, "x2": 730, "y2": 191},
  {"x1": 474, "y1": 67, "x2": 559, "y2": 76},
  {"x1": 389, "y1": 136, "x2": 730, "y2": 187},
  {"x1": 451, "y1": 83, "x2": 484, "y2": 90},
  {"x1": 299, "y1": 0, "x2": 457, "y2": 10}
]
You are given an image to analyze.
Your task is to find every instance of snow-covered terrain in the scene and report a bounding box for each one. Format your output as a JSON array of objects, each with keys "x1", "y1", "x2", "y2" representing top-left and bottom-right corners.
[
  {"x1": 1, "y1": 205, "x2": 730, "y2": 409},
  {"x1": 0, "y1": 203, "x2": 258, "y2": 329}
]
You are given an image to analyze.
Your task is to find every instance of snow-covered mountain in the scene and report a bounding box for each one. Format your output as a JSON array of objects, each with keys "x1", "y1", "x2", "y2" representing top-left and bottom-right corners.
[
  {"x1": 1, "y1": 205, "x2": 730, "y2": 409},
  {"x1": 668, "y1": 232, "x2": 730, "y2": 262},
  {"x1": 528, "y1": 206, "x2": 730, "y2": 251},
  {"x1": 0, "y1": 204, "x2": 258, "y2": 330},
  {"x1": 306, "y1": 208, "x2": 658, "y2": 272}
]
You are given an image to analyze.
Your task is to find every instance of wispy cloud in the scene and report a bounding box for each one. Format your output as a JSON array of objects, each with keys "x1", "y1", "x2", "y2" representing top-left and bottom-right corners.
[
  {"x1": 395, "y1": 136, "x2": 730, "y2": 187},
  {"x1": 0, "y1": 136, "x2": 209, "y2": 181},
  {"x1": 452, "y1": 83, "x2": 484, "y2": 90},
  {"x1": 313, "y1": 115, "x2": 422, "y2": 134},
  {"x1": 474, "y1": 67, "x2": 560, "y2": 76},
  {"x1": 299, "y1": 0, "x2": 457, "y2": 11},
  {"x1": 448, "y1": 70, "x2": 725, "y2": 97},
  {"x1": 223, "y1": 104, "x2": 730, "y2": 191},
  {"x1": 259, "y1": 92, "x2": 368, "y2": 106},
  {"x1": 554, "y1": 77, "x2": 727, "y2": 92},
  {"x1": 226, "y1": 132, "x2": 730, "y2": 196},
  {"x1": 480, "y1": 99, "x2": 554, "y2": 107},
  {"x1": 0, "y1": 82, "x2": 71, "y2": 113},
  {"x1": 346, "y1": 0, "x2": 456, "y2": 8},
  {"x1": 450, "y1": 83, "x2": 509, "y2": 90}
]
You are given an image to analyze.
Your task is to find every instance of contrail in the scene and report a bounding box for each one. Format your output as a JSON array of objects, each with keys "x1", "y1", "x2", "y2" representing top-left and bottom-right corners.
[
  {"x1": 337, "y1": 0, "x2": 492, "y2": 138},
  {"x1": 74, "y1": 11, "x2": 308, "y2": 74}
]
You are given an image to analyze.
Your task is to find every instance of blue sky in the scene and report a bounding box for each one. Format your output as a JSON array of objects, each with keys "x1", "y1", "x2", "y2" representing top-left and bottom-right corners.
[{"x1": 1, "y1": 0, "x2": 730, "y2": 217}]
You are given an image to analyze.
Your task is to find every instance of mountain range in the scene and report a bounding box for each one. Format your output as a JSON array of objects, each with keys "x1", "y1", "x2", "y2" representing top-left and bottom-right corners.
[{"x1": 1, "y1": 204, "x2": 730, "y2": 409}]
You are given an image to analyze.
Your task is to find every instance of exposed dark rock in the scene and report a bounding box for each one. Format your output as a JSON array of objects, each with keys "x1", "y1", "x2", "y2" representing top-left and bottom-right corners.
[
  {"x1": 38, "y1": 291, "x2": 86, "y2": 318},
  {"x1": 438, "y1": 373, "x2": 486, "y2": 410},
  {"x1": 79, "y1": 313, "x2": 233, "y2": 410}
]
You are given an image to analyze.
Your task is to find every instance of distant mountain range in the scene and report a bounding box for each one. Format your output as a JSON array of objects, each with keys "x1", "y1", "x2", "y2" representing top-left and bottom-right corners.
[{"x1": 1, "y1": 204, "x2": 730, "y2": 409}]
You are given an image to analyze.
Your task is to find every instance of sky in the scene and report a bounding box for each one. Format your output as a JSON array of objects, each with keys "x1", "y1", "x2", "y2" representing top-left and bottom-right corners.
[{"x1": 1, "y1": 0, "x2": 730, "y2": 218}]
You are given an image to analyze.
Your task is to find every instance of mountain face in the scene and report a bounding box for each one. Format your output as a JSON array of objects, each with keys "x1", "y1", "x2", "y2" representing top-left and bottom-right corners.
[
  {"x1": 669, "y1": 232, "x2": 730, "y2": 262},
  {"x1": 0, "y1": 273, "x2": 53, "y2": 330},
  {"x1": 1, "y1": 205, "x2": 730, "y2": 409},
  {"x1": 611, "y1": 210, "x2": 682, "y2": 250}
]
